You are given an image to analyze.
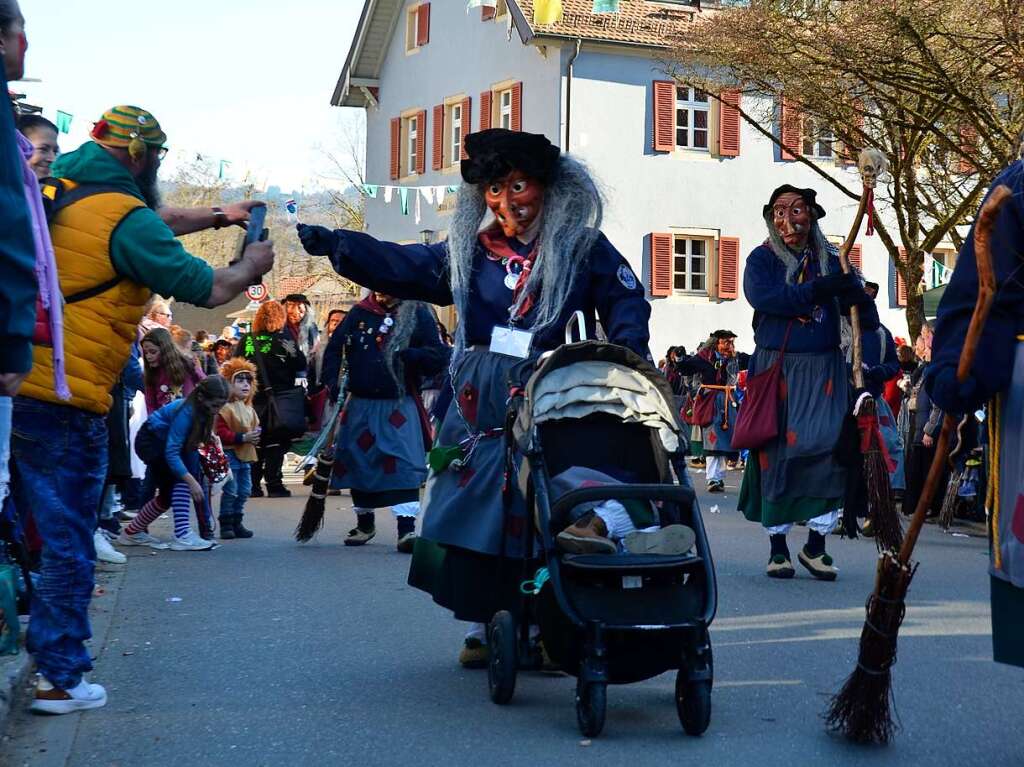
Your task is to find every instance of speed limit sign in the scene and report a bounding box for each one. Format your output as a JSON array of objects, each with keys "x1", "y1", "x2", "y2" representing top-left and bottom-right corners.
[{"x1": 245, "y1": 283, "x2": 268, "y2": 301}]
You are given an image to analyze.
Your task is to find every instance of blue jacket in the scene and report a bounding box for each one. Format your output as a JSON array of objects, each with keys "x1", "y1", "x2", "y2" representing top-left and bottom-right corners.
[
  {"x1": 927, "y1": 162, "x2": 1024, "y2": 413},
  {"x1": 145, "y1": 399, "x2": 197, "y2": 479},
  {"x1": 326, "y1": 229, "x2": 650, "y2": 357},
  {"x1": 855, "y1": 301, "x2": 899, "y2": 397},
  {"x1": 321, "y1": 303, "x2": 448, "y2": 400},
  {"x1": 743, "y1": 243, "x2": 844, "y2": 354},
  {"x1": 0, "y1": 69, "x2": 39, "y2": 375}
]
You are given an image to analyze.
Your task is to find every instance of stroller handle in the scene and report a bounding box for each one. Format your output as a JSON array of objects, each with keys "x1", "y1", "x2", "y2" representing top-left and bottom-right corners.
[{"x1": 550, "y1": 484, "x2": 696, "y2": 523}]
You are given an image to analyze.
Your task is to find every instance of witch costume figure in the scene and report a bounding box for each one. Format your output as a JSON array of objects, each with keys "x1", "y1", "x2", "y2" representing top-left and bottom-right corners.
[
  {"x1": 928, "y1": 160, "x2": 1024, "y2": 669},
  {"x1": 298, "y1": 128, "x2": 650, "y2": 667},
  {"x1": 320, "y1": 292, "x2": 447, "y2": 553},
  {"x1": 737, "y1": 185, "x2": 866, "y2": 581}
]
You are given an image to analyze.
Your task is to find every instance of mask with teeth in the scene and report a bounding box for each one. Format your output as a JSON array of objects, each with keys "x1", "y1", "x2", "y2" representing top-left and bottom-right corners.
[{"x1": 484, "y1": 170, "x2": 544, "y2": 238}]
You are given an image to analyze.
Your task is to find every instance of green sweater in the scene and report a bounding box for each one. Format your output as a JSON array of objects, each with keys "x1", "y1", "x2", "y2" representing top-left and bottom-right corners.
[{"x1": 51, "y1": 142, "x2": 213, "y2": 306}]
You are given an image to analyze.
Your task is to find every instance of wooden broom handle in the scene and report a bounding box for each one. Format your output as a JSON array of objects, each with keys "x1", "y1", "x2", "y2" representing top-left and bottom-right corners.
[
  {"x1": 838, "y1": 188, "x2": 871, "y2": 388},
  {"x1": 897, "y1": 184, "x2": 1011, "y2": 563}
]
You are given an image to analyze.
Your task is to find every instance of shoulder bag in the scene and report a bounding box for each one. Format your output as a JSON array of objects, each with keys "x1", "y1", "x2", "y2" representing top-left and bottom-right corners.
[{"x1": 730, "y1": 321, "x2": 793, "y2": 451}]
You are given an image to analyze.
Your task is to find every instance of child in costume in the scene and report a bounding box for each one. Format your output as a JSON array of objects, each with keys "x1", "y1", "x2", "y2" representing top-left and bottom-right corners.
[{"x1": 215, "y1": 359, "x2": 261, "y2": 540}]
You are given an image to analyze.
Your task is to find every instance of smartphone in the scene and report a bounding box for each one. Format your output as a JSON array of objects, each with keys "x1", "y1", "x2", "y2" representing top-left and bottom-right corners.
[{"x1": 231, "y1": 203, "x2": 269, "y2": 264}]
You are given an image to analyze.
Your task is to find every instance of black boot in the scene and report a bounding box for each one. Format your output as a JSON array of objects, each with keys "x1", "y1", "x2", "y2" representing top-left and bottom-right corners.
[
  {"x1": 233, "y1": 514, "x2": 254, "y2": 539},
  {"x1": 219, "y1": 517, "x2": 237, "y2": 540}
]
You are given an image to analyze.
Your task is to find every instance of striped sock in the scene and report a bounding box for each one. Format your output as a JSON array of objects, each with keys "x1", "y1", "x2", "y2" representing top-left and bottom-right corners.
[
  {"x1": 125, "y1": 498, "x2": 166, "y2": 535},
  {"x1": 171, "y1": 482, "x2": 193, "y2": 539}
]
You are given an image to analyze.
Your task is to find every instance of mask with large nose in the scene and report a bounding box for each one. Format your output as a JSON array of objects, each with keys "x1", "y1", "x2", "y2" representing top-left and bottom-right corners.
[
  {"x1": 485, "y1": 170, "x2": 544, "y2": 238},
  {"x1": 771, "y1": 192, "x2": 812, "y2": 250}
]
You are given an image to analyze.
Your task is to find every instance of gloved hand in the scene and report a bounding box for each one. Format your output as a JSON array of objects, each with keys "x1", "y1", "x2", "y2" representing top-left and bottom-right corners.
[
  {"x1": 927, "y1": 366, "x2": 978, "y2": 415},
  {"x1": 297, "y1": 224, "x2": 338, "y2": 256},
  {"x1": 864, "y1": 365, "x2": 889, "y2": 390},
  {"x1": 811, "y1": 272, "x2": 859, "y2": 305}
]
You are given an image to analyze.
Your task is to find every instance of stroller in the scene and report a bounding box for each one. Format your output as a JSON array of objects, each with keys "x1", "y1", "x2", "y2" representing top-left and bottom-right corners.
[{"x1": 487, "y1": 338, "x2": 717, "y2": 738}]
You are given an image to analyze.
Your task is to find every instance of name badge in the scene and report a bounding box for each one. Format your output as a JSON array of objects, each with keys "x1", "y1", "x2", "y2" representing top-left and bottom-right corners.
[{"x1": 490, "y1": 326, "x2": 534, "y2": 358}]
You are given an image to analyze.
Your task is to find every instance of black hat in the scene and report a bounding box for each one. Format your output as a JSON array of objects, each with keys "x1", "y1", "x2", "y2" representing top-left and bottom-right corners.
[
  {"x1": 282, "y1": 293, "x2": 310, "y2": 305},
  {"x1": 763, "y1": 185, "x2": 826, "y2": 220},
  {"x1": 711, "y1": 329, "x2": 737, "y2": 340},
  {"x1": 461, "y1": 129, "x2": 561, "y2": 186}
]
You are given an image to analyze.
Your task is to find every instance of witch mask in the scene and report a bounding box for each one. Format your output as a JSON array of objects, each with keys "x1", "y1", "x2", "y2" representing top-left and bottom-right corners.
[{"x1": 485, "y1": 170, "x2": 544, "y2": 238}]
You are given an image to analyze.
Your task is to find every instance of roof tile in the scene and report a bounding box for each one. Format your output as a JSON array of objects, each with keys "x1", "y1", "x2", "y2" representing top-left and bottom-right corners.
[{"x1": 514, "y1": 0, "x2": 697, "y2": 47}]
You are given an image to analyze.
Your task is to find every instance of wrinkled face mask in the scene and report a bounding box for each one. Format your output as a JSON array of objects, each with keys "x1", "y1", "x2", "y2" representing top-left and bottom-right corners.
[
  {"x1": 771, "y1": 192, "x2": 812, "y2": 250},
  {"x1": 485, "y1": 170, "x2": 544, "y2": 238}
]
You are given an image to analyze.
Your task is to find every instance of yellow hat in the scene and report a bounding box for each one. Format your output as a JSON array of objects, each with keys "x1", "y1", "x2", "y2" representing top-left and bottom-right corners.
[{"x1": 91, "y1": 106, "x2": 167, "y2": 161}]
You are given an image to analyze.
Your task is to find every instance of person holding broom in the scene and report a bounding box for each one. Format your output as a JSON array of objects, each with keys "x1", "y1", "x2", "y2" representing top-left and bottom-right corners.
[
  {"x1": 737, "y1": 185, "x2": 867, "y2": 580},
  {"x1": 928, "y1": 160, "x2": 1024, "y2": 669}
]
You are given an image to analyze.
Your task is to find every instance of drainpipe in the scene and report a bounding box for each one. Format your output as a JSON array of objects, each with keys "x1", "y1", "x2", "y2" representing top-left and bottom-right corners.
[{"x1": 564, "y1": 38, "x2": 582, "y2": 152}]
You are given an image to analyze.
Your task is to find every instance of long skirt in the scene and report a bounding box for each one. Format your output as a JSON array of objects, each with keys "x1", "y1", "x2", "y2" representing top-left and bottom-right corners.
[
  {"x1": 701, "y1": 387, "x2": 739, "y2": 456},
  {"x1": 408, "y1": 350, "x2": 530, "y2": 623},
  {"x1": 739, "y1": 348, "x2": 849, "y2": 528},
  {"x1": 331, "y1": 394, "x2": 427, "y2": 508},
  {"x1": 991, "y1": 341, "x2": 1024, "y2": 668}
]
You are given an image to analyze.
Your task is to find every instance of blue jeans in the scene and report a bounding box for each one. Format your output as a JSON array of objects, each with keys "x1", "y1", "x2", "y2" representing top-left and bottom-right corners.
[
  {"x1": 220, "y1": 453, "x2": 252, "y2": 519},
  {"x1": 10, "y1": 397, "x2": 107, "y2": 690}
]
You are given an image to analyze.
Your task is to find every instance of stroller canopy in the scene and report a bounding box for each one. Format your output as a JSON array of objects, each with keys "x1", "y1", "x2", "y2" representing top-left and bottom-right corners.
[{"x1": 513, "y1": 341, "x2": 682, "y2": 454}]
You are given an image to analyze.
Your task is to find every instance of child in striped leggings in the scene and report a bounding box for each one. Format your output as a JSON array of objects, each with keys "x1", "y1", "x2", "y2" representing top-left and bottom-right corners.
[{"x1": 118, "y1": 376, "x2": 230, "y2": 551}]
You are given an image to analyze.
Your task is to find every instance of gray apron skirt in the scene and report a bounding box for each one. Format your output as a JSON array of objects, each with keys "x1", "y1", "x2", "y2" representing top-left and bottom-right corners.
[{"x1": 701, "y1": 386, "x2": 739, "y2": 456}]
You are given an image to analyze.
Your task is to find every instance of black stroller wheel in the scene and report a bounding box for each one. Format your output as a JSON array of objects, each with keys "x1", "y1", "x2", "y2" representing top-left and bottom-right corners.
[
  {"x1": 488, "y1": 611, "x2": 518, "y2": 705},
  {"x1": 575, "y1": 677, "x2": 607, "y2": 738},
  {"x1": 676, "y1": 672, "x2": 712, "y2": 736}
]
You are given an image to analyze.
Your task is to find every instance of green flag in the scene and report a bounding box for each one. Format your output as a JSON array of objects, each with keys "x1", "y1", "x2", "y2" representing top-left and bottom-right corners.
[{"x1": 55, "y1": 110, "x2": 72, "y2": 134}]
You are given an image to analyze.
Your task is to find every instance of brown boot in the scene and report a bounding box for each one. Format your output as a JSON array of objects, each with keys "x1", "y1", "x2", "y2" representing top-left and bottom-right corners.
[{"x1": 556, "y1": 513, "x2": 616, "y2": 555}]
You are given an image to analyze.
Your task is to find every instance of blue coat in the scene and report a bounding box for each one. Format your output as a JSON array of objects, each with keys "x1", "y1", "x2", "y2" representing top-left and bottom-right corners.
[
  {"x1": 855, "y1": 301, "x2": 899, "y2": 398},
  {"x1": 325, "y1": 229, "x2": 651, "y2": 358},
  {"x1": 321, "y1": 303, "x2": 448, "y2": 400},
  {"x1": 743, "y1": 243, "x2": 844, "y2": 354}
]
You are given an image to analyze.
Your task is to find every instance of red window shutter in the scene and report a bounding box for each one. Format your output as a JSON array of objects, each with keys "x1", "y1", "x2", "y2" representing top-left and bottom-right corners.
[
  {"x1": 432, "y1": 104, "x2": 444, "y2": 171},
  {"x1": 652, "y1": 81, "x2": 675, "y2": 153},
  {"x1": 717, "y1": 237, "x2": 740, "y2": 299},
  {"x1": 482, "y1": 4, "x2": 496, "y2": 20},
  {"x1": 958, "y1": 124, "x2": 977, "y2": 174},
  {"x1": 390, "y1": 117, "x2": 401, "y2": 180},
  {"x1": 897, "y1": 248, "x2": 908, "y2": 307},
  {"x1": 780, "y1": 96, "x2": 802, "y2": 161},
  {"x1": 849, "y1": 244, "x2": 863, "y2": 270},
  {"x1": 480, "y1": 91, "x2": 493, "y2": 131},
  {"x1": 416, "y1": 3, "x2": 430, "y2": 46},
  {"x1": 460, "y1": 97, "x2": 472, "y2": 160},
  {"x1": 650, "y1": 233, "x2": 673, "y2": 298},
  {"x1": 415, "y1": 109, "x2": 427, "y2": 175},
  {"x1": 511, "y1": 82, "x2": 522, "y2": 131},
  {"x1": 718, "y1": 89, "x2": 741, "y2": 158}
]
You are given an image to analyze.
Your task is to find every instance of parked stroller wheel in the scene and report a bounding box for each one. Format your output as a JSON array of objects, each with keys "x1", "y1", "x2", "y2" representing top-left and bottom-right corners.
[
  {"x1": 676, "y1": 672, "x2": 712, "y2": 736},
  {"x1": 487, "y1": 611, "x2": 518, "y2": 705},
  {"x1": 575, "y1": 677, "x2": 607, "y2": 738}
]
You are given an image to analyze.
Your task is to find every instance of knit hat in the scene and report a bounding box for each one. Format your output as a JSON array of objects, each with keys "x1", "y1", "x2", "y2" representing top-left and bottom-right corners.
[
  {"x1": 763, "y1": 184, "x2": 826, "y2": 220},
  {"x1": 90, "y1": 106, "x2": 167, "y2": 161},
  {"x1": 461, "y1": 129, "x2": 561, "y2": 186}
]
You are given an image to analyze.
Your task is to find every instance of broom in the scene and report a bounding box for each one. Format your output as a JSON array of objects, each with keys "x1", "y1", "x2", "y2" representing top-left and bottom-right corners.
[
  {"x1": 826, "y1": 183, "x2": 1011, "y2": 745},
  {"x1": 837, "y1": 150, "x2": 903, "y2": 554},
  {"x1": 295, "y1": 396, "x2": 346, "y2": 543}
]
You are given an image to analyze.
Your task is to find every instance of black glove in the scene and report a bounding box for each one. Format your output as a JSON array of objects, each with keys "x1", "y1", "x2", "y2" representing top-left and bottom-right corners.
[
  {"x1": 864, "y1": 365, "x2": 889, "y2": 389},
  {"x1": 810, "y1": 272, "x2": 859, "y2": 305},
  {"x1": 296, "y1": 224, "x2": 338, "y2": 257}
]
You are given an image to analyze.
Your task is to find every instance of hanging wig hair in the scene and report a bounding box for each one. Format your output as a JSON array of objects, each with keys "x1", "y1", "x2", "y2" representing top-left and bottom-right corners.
[
  {"x1": 763, "y1": 210, "x2": 838, "y2": 284},
  {"x1": 141, "y1": 327, "x2": 194, "y2": 390},
  {"x1": 253, "y1": 301, "x2": 286, "y2": 334},
  {"x1": 446, "y1": 154, "x2": 603, "y2": 354},
  {"x1": 381, "y1": 301, "x2": 422, "y2": 392},
  {"x1": 182, "y1": 375, "x2": 231, "y2": 452},
  {"x1": 218, "y1": 357, "x2": 258, "y2": 405}
]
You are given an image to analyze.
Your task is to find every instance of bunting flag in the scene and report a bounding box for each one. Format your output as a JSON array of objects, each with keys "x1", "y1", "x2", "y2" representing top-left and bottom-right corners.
[
  {"x1": 466, "y1": 0, "x2": 498, "y2": 9},
  {"x1": 435, "y1": 186, "x2": 448, "y2": 209},
  {"x1": 534, "y1": 0, "x2": 563, "y2": 24},
  {"x1": 55, "y1": 110, "x2": 73, "y2": 134},
  {"x1": 420, "y1": 186, "x2": 435, "y2": 205},
  {"x1": 398, "y1": 187, "x2": 410, "y2": 215},
  {"x1": 362, "y1": 184, "x2": 380, "y2": 198},
  {"x1": 415, "y1": 190, "x2": 422, "y2": 224},
  {"x1": 218, "y1": 160, "x2": 231, "y2": 181},
  {"x1": 593, "y1": 0, "x2": 619, "y2": 11},
  {"x1": 384, "y1": 186, "x2": 394, "y2": 203}
]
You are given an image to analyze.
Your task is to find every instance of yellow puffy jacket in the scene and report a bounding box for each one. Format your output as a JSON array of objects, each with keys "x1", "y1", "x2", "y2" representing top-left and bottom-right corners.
[{"x1": 19, "y1": 181, "x2": 152, "y2": 415}]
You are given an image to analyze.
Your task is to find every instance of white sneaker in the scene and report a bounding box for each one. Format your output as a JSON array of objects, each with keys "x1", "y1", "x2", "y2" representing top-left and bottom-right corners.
[
  {"x1": 93, "y1": 531, "x2": 126, "y2": 564},
  {"x1": 169, "y1": 531, "x2": 215, "y2": 551},
  {"x1": 117, "y1": 531, "x2": 169, "y2": 550},
  {"x1": 30, "y1": 676, "x2": 107, "y2": 715}
]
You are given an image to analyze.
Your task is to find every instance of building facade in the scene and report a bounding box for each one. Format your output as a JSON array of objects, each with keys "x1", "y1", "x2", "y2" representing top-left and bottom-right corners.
[{"x1": 334, "y1": 0, "x2": 920, "y2": 355}]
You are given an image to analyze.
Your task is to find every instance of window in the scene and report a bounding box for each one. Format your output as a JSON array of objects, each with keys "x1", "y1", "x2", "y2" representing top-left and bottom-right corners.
[
  {"x1": 407, "y1": 114, "x2": 419, "y2": 176},
  {"x1": 673, "y1": 236, "x2": 708, "y2": 293},
  {"x1": 450, "y1": 103, "x2": 463, "y2": 165},
  {"x1": 929, "y1": 247, "x2": 957, "y2": 288},
  {"x1": 405, "y1": 3, "x2": 430, "y2": 52},
  {"x1": 405, "y1": 7, "x2": 418, "y2": 51},
  {"x1": 675, "y1": 87, "x2": 709, "y2": 151},
  {"x1": 802, "y1": 117, "x2": 834, "y2": 159},
  {"x1": 499, "y1": 89, "x2": 513, "y2": 130}
]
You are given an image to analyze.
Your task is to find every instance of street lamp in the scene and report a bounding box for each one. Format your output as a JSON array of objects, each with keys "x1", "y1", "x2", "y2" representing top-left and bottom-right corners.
[{"x1": 419, "y1": 228, "x2": 435, "y2": 245}]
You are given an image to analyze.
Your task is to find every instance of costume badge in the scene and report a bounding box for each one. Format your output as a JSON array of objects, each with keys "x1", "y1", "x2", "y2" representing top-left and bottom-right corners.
[{"x1": 617, "y1": 264, "x2": 638, "y2": 290}]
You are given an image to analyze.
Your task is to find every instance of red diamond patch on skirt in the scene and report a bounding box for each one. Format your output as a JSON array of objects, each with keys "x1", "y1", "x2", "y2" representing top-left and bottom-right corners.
[
  {"x1": 457, "y1": 467, "x2": 476, "y2": 488},
  {"x1": 388, "y1": 409, "x2": 407, "y2": 428},
  {"x1": 458, "y1": 383, "x2": 479, "y2": 426},
  {"x1": 332, "y1": 461, "x2": 348, "y2": 478},
  {"x1": 357, "y1": 429, "x2": 376, "y2": 452},
  {"x1": 382, "y1": 455, "x2": 397, "y2": 474}
]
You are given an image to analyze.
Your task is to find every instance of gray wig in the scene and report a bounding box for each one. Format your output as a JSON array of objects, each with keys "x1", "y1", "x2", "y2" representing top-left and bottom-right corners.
[
  {"x1": 763, "y1": 210, "x2": 839, "y2": 284},
  {"x1": 382, "y1": 300, "x2": 421, "y2": 391},
  {"x1": 446, "y1": 155, "x2": 603, "y2": 354}
]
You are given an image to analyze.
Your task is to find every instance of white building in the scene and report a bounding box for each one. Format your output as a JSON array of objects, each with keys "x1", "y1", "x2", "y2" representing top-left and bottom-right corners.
[{"x1": 333, "y1": 0, "x2": 918, "y2": 354}]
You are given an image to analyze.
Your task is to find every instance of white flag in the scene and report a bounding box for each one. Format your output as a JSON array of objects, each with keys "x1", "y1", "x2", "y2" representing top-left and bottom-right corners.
[
  {"x1": 435, "y1": 186, "x2": 448, "y2": 210},
  {"x1": 383, "y1": 186, "x2": 394, "y2": 203},
  {"x1": 466, "y1": 0, "x2": 498, "y2": 11},
  {"x1": 415, "y1": 190, "x2": 422, "y2": 225},
  {"x1": 420, "y1": 186, "x2": 435, "y2": 205}
]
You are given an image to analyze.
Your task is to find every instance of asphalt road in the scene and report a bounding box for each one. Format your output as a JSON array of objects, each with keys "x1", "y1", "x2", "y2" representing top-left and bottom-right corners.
[{"x1": 2, "y1": 469, "x2": 1020, "y2": 766}]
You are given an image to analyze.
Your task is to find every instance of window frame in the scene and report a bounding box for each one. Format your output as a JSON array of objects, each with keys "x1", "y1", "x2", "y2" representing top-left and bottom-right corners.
[
  {"x1": 801, "y1": 116, "x2": 835, "y2": 160},
  {"x1": 498, "y1": 88, "x2": 513, "y2": 130},
  {"x1": 672, "y1": 234, "x2": 712, "y2": 295},
  {"x1": 450, "y1": 103, "x2": 463, "y2": 167},
  {"x1": 406, "y1": 114, "x2": 419, "y2": 177},
  {"x1": 674, "y1": 86, "x2": 711, "y2": 153},
  {"x1": 929, "y1": 247, "x2": 957, "y2": 288},
  {"x1": 405, "y1": 6, "x2": 419, "y2": 52}
]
